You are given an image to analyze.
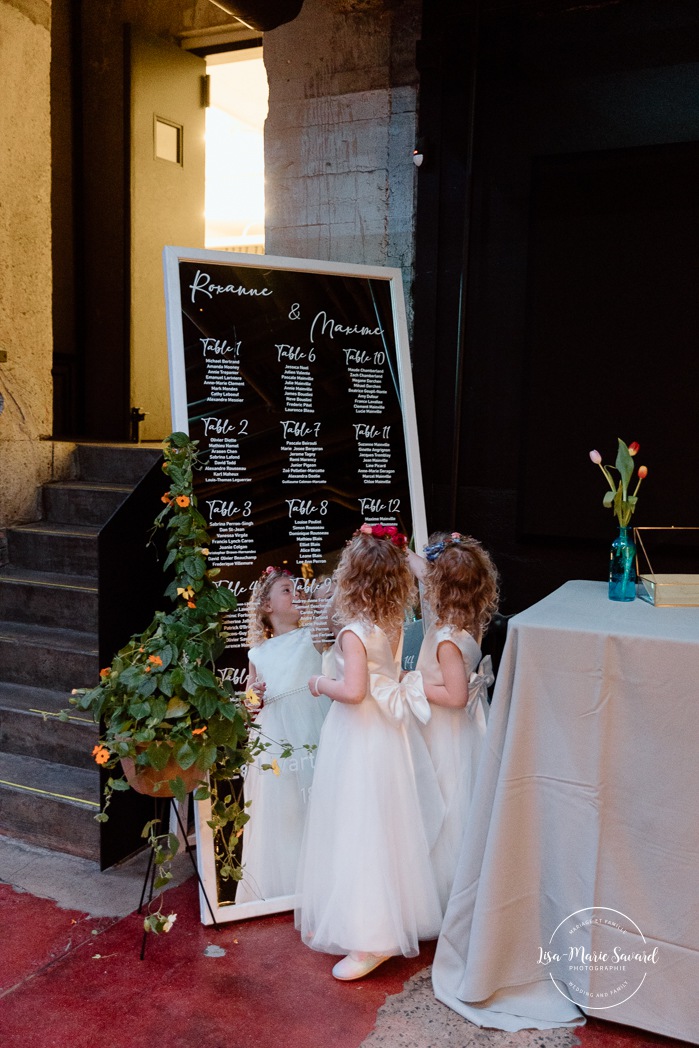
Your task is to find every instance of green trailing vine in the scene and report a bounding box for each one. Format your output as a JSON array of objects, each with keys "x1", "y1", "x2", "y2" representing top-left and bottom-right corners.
[{"x1": 67, "y1": 432, "x2": 272, "y2": 929}]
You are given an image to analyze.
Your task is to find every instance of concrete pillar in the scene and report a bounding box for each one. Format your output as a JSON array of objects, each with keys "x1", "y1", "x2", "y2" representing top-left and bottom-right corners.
[
  {"x1": 263, "y1": 0, "x2": 421, "y2": 315},
  {"x1": 0, "y1": 0, "x2": 65, "y2": 545}
]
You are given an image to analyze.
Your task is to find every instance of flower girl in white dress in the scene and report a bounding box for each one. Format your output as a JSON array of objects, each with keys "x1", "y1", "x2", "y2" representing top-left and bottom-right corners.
[
  {"x1": 296, "y1": 524, "x2": 443, "y2": 981},
  {"x1": 409, "y1": 532, "x2": 499, "y2": 911},
  {"x1": 236, "y1": 567, "x2": 330, "y2": 905}
]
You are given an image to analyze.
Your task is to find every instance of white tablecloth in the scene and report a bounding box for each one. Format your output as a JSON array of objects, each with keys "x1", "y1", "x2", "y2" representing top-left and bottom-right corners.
[{"x1": 433, "y1": 580, "x2": 699, "y2": 1041}]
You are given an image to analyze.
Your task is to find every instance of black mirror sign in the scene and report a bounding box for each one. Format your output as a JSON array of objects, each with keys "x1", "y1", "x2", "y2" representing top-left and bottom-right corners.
[{"x1": 163, "y1": 248, "x2": 426, "y2": 923}]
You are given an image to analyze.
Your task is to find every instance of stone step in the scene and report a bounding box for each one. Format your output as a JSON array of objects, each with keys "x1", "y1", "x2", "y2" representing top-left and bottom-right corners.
[
  {"x1": 0, "y1": 679, "x2": 79, "y2": 716},
  {"x1": 0, "y1": 751, "x2": 101, "y2": 860},
  {"x1": 6, "y1": 521, "x2": 99, "y2": 576},
  {"x1": 0, "y1": 620, "x2": 98, "y2": 692},
  {"x1": 76, "y1": 443, "x2": 162, "y2": 485},
  {"x1": 43, "y1": 480, "x2": 132, "y2": 527},
  {"x1": 0, "y1": 566, "x2": 97, "y2": 631},
  {"x1": 0, "y1": 441, "x2": 163, "y2": 863},
  {"x1": 0, "y1": 681, "x2": 97, "y2": 769}
]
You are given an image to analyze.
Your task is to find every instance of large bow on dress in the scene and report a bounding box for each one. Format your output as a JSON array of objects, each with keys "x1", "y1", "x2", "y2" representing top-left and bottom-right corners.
[
  {"x1": 467, "y1": 654, "x2": 494, "y2": 719},
  {"x1": 372, "y1": 669, "x2": 445, "y2": 850},
  {"x1": 371, "y1": 670, "x2": 432, "y2": 724}
]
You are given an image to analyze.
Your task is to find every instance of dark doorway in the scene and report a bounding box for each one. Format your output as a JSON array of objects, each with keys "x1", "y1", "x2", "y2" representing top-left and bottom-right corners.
[
  {"x1": 414, "y1": 0, "x2": 699, "y2": 613},
  {"x1": 51, "y1": 0, "x2": 130, "y2": 441}
]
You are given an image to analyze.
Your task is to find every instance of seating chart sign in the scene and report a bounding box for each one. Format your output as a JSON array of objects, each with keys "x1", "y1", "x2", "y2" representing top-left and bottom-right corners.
[{"x1": 163, "y1": 248, "x2": 426, "y2": 923}]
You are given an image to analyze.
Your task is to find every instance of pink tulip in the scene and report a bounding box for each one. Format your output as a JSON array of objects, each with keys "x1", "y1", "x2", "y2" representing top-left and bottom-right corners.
[
  {"x1": 589, "y1": 450, "x2": 602, "y2": 464},
  {"x1": 628, "y1": 441, "x2": 640, "y2": 456},
  {"x1": 632, "y1": 463, "x2": 648, "y2": 498}
]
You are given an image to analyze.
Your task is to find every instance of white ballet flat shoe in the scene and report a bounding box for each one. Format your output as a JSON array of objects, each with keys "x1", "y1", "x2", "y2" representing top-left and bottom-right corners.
[{"x1": 331, "y1": 951, "x2": 390, "y2": 981}]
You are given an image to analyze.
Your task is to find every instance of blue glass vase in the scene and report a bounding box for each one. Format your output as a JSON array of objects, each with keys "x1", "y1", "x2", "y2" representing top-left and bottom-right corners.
[{"x1": 609, "y1": 525, "x2": 636, "y2": 602}]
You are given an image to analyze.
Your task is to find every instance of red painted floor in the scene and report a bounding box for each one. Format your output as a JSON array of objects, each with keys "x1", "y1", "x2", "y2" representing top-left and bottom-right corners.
[
  {"x1": 0, "y1": 884, "x2": 116, "y2": 995},
  {"x1": 0, "y1": 878, "x2": 434, "y2": 1048},
  {"x1": 0, "y1": 878, "x2": 692, "y2": 1048}
]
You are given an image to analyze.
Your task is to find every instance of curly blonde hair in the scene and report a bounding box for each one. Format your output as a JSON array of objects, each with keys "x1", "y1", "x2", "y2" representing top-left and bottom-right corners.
[
  {"x1": 422, "y1": 532, "x2": 499, "y2": 638},
  {"x1": 332, "y1": 532, "x2": 416, "y2": 634},
  {"x1": 246, "y1": 568, "x2": 299, "y2": 646}
]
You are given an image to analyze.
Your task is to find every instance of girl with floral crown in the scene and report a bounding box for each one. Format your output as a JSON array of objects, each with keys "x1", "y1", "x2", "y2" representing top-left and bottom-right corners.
[
  {"x1": 295, "y1": 524, "x2": 443, "y2": 981},
  {"x1": 408, "y1": 531, "x2": 499, "y2": 911},
  {"x1": 236, "y1": 566, "x2": 331, "y2": 905}
]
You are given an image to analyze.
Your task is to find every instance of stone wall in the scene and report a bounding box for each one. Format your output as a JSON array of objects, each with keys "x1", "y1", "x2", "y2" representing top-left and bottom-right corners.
[
  {"x1": 0, "y1": 0, "x2": 68, "y2": 543},
  {"x1": 0, "y1": 0, "x2": 234, "y2": 544},
  {"x1": 263, "y1": 0, "x2": 421, "y2": 320}
]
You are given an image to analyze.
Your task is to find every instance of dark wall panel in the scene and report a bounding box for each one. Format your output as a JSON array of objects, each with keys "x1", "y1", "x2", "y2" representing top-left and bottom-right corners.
[{"x1": 414, "y1": 0, "x2": 699, "y2": 613}]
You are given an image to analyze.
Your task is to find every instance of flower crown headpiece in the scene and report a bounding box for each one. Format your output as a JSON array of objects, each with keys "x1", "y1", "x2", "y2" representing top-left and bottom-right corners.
[
  {"x1": 355, "y1": 522, "x2": 408, "y2": 549},
  {"x1": 253, "y1": 565, "x2": 293, "y2": 599},
  {"x1": 249, "y1": 566, "x2": 296, "y2": 640},
  {"x1": 423, "y1": 532, "x2": 466, "y2": 562}
]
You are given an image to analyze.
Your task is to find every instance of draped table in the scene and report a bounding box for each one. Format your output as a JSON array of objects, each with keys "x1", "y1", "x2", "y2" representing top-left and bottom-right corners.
[{"x1": 432, "y1": 580, "x2": 699, "y2": 1041}]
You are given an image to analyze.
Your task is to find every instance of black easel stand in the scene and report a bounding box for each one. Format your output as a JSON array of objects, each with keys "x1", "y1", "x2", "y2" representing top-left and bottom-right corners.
[{"x1": 137, "y1": 797, "x2": 219, "y2": 959}]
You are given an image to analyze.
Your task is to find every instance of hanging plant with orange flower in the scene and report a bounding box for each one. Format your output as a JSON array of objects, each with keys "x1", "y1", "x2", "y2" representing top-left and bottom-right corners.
[{"x1": 66, "y1": 432, "x2": 272, "y2": 930}]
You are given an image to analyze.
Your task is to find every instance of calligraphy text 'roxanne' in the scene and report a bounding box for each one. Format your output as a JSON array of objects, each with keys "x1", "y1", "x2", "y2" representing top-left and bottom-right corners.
[{"x1": 189, "y1": 269, "x2": 273, "y2": 303}]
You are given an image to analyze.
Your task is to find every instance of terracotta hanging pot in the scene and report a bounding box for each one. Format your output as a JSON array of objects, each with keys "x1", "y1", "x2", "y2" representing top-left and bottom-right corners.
[{"x1": 121, "y1": 747, "x2": 204, "y2": 797}]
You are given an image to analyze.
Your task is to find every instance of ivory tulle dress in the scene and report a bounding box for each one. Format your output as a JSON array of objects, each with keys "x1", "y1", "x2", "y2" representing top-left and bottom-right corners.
[
  {"x1": 236, "y1": 627, "x2": 330, "y2": 904},
  {"x1": 416, "y1": 623, "x2": 491, "y2": 911},
  {"x1": 295, "y1": 620, "x2": 443, "y2": 957}
]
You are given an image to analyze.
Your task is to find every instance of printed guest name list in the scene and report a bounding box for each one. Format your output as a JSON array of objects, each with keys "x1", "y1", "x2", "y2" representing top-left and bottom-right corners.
[{"x1": 178, "y1": 260, "x2": 412, "y2": 660}]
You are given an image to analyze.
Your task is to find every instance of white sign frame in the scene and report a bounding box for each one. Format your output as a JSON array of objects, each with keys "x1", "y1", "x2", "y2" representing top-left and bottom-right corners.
[{"x1": 163, "y1": 247, "x2": 426, "y2": 924}]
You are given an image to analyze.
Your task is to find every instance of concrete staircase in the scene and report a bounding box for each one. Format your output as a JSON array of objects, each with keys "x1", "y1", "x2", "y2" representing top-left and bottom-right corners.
[{"x1": 0, "y1": 444, "x2": 161, "y2": 860}]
